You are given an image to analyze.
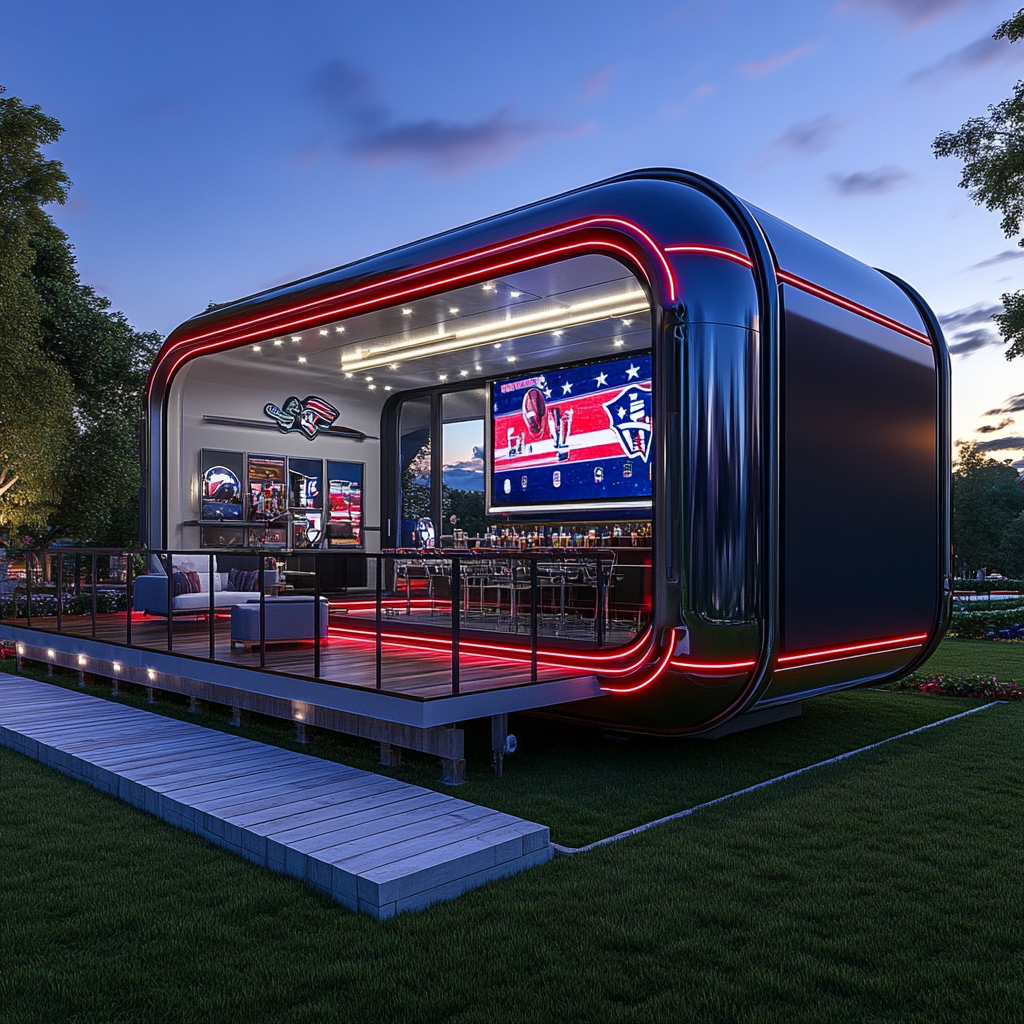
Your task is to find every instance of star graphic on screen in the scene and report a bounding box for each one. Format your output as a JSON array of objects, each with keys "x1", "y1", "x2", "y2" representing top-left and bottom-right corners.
[
  {"x1": 561, "y1": 381, "x2": 573, "y2": 394},
  {"x1": 617, "y1": 406, "x2": 627, "y2": 419},
  {"x1": 594, "y1": 372, "x2": 608, "y2": 387},
  {"x1": 543, "y1": 388, "x2": 552, "y2": 399},
  {"x1": 626, "y1": 364, "x2": 640, "y2": 380}
]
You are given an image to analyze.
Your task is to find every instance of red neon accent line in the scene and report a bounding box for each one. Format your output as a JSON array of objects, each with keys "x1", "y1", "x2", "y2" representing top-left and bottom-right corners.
[
  {"x1": 662, "y1": 244, "x2": 932, "y2": 346},
  {"x1": 775, "y1": 643, "x2": 924, "y2": 673},
  {"x1": 600, "y1": 635, "x2": 677, "y2": 693},
  {"x1": 156, "y1": 238, "x2": 664, "y2": 392},
  {"x1": 777, "y1": 270, "x2": 931, "y2": 345},
  {"x1": 325, "y1": 621, "x2": 656, "y2": 675},
  {"x1": 663, "y1": 244, "x2": 754, "y2": 269},
  {"x1": 670, "y1": 658, "x2": 757, "y2": 672},
  {"x1": 776, "y1": 633, "x2": 929, "y2": 665},
  {"x1": 149, "y1": 216, "x2": 675, "y2": 398}
]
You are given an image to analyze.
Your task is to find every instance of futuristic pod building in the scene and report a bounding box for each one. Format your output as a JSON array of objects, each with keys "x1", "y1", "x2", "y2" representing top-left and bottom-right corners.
[{"x1": 145, "y1": 169, "x2": 951, "y2": 735}]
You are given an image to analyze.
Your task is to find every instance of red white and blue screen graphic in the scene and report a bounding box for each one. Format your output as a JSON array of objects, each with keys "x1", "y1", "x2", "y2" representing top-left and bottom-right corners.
[{"x1": 491, "y1": 354, "x2": 653, "y2": 508}]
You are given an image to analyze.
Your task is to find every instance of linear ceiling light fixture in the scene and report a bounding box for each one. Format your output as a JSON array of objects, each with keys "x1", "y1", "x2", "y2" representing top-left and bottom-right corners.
[{"x1": 340, "y1": 289, "x2": 649, "y2": 372}]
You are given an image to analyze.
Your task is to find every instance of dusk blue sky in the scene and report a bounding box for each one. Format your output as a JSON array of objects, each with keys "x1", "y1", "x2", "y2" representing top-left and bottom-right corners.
[{"x1": 4, "y1": 0, "x2": 1024, "y2": 466}]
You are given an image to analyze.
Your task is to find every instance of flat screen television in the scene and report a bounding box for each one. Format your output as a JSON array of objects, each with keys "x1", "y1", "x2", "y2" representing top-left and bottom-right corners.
[
  {"x1": 247, "y1": 455, "x2": 287, "y2": 522},
  {"x1": 288, "y1": 457, "x2": 323, "y2": 511},
  {"x1": 201, "y1": 449, "x2": 244, "y2": 521},
  {"x1": 326, "y1": 460, "x2": 364, "y2": 547},
  {"x1": 490, "y1": 353, "x2": 652, "y2": 513}
]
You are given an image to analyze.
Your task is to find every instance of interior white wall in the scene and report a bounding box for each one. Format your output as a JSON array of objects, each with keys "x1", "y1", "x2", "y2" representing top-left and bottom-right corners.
[{"x1": 165, "y1": 355, "x2": 384, "y2": 552}]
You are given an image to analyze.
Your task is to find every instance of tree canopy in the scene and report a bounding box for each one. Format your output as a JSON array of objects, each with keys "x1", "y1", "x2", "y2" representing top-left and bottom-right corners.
[
  {"x1": 934, "y1": 9, "x2": 1024, "y2": 359},
  {"x1": 0, "y1": 86, "x2": 159, "y2": 547},
  {"x1": 952, "y1": 441, "x2": 1024, "y2": 574}
]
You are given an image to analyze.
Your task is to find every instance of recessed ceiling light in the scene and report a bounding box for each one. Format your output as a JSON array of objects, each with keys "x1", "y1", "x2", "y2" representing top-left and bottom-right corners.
[
  {"x1": 439, "y1": 373, "x2": 448, "y2": 381},
  {"x1": 388, "y1": 363, "x2": 399, "y2": 370},
  {"x1": 401, "y1": 308, "x2": 413, "y2": 315},
  {"x1": 252, "y1": 345, "x2": 261, "y2": 352},
  {"x1": 552, "y1": 330, "x2": 563, "y2": 337},
  {"x1": 506, "y1": 356, "x2": 517, "y2": 362},
  {"x1": 335, "y1": 326, "x2": 345, "y2": 333},
  {"x1": 449, "y1": 307, "x2": 459, "y2": 314},
  {"x1": 319, "y1": 329, "x2": 328, "y2": 336},
  {"x1": 298, "y1": 357, "x2": 307, "y2": 363},
  {"x1": 493, "y1": 342, "x2": 502, "y2": 349},
  {"x1": 621, "y1": 319, "x2": 633, "y2": 326},
  {"x1": 460, "y1": 369, "x2": 469, "y2": 376},
  {"x1": 291, "y1": 335, "x2": 301, "y2": 341},
  {"x1": 614, "y1": 339, "x2": 625, "y2": 347},
  {"x1": 482, "y1": 283, "x2": 496, "y2": 292},
  {"x1": 475, "y1": 364, "x2": 482, "y2": 371},
  {"x1": 510, "y1": 291, "x2": 521, "y2": 297},
  {"x1": 274, "y1": 339, "x2": 283, "y2": 346},
  {"x1": 368, "y1": 383, "x2": 377, "y2": 390},
  {"x1": 365, "y1": 376, "x2": 373, "y2": 382},
  {"x1": 384, "y1": 385, "x2": 392, "y2": 391},
  {"x1": 344, "y1": 372, "x2": 354, "y2": 377}
]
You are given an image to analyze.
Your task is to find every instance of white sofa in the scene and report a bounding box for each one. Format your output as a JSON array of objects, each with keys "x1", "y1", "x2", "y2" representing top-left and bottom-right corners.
[{"x1": 132, "y1": 555, "x2": 279, "y2": 617}]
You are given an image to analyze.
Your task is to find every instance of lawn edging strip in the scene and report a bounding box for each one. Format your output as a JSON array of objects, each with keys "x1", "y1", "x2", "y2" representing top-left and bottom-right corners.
[{"x1": 552, "y1": 701, "x2": 1003, "y2": 856}]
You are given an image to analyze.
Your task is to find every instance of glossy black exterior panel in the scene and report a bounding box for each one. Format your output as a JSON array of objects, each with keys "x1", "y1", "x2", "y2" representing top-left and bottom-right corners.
[
  {"x1": 781, "y1": 286, "x2": 938, "y2": 651},
  {"x1": 744, "y1": 203, "x2": 926, "y2": 332}
]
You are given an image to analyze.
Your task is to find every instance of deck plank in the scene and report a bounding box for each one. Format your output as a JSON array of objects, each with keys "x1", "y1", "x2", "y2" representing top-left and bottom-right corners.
[{"x1": 0, "y1": 673, "x2": 551, "y2": 917}]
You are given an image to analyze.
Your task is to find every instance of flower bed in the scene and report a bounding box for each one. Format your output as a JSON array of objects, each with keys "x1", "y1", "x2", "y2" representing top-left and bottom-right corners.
[
  {"x1": 947, "y1": 605, "x2": 1024, "y2": 638},
  {"x1": 897, "y1": 672, "x2": 1024, "y2": 701}
]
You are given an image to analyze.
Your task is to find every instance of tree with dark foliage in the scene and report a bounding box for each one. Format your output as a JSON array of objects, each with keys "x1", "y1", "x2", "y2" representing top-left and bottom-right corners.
[
  {"x1": 0, "y1": 86, "x2": 158, "y2": 547},
  {"x1": 953, "y1": 441, "x2": 1024, "y2": 574},
  {"x1": 934, "y1": 10, "x2": 1024, "y2": 360}
]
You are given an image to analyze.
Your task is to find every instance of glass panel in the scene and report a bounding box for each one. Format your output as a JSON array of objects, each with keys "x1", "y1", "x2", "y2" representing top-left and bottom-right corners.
[
  {"x1": 685, "y1": 323, "x2": 757, "y2": 622},
  {"x1": 442, "y1": 419, "x2": 485, "y2": 542},
  {"x1": 400, "y1": 398, "x2": 431, "y2": 546}
]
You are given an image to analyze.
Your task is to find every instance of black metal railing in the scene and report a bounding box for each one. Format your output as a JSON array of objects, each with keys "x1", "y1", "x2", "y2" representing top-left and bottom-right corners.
[{"x1": 0, "y1": 545, "x2": 653, "y2": 698}]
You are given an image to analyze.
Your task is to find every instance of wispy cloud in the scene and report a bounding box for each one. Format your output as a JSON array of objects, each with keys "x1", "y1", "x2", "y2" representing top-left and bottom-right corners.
[
  {"x1": 310, "y1": 58, "x2": 566, "y2": 175},
  {"x1": 977, "y1": 417, "x2": 1015, "y2": 433},
  {"x1": 948, "y1": 329, "x2": 1001, "y2": 355},
  {"x1": 829, "y1": 166, "x2": 910, "y2": 196},
  {"x1": 939, "y1": 302, "x2": 1002, "y2": 331},
  {"x1": 939, "y1": 302, "x2": 1003, "y2": 355},
  {"x1": 905, "y1": 32, "x2": 1023, "y2": 85},
  {"x1": 662, "y1": 82, "x2": 718, "y2": 119},
  {"x1": 976, "y1": 434, "x2": 1024, "y2": 451},
  {"x1": 578, "y1": 66, "x2": 617, "y2": 102},
  {"x1": 986, "y1": 392, "x2": 1024, "y2": 415},
  {"x1": 839, "y1": 0, "x2": 982, "y2": 30},
  {"x1": 753, "y1": 112, "x2": 845, "y2": 170},
  {"x1": 738, "y1": 43, "x2": 819, "y2": 77},
  {"x1": 970, "y1": 249, "x2": 1024, "y2": 270}
]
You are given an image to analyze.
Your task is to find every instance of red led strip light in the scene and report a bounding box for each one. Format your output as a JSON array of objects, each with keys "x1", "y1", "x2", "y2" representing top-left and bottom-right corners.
[
  {"x1": 663, "y1": 244, "x2": 932, "y2": 346},
  {"x1": 149, "y1": 217, "x2": 676, "y2": 399}
]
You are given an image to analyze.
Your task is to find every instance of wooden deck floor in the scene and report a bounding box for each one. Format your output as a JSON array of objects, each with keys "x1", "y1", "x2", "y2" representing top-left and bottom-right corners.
[
  {"x1": 0, "y1": 673, "x2": 552, "y2": 917},
  {"x1": 0, "y1": 611, "x2": 593, "y2": 699}
]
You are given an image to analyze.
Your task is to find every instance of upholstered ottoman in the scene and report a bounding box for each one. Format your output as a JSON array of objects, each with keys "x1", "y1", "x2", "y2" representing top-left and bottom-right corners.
[{"x1": 230, "y1": 596, "x2": 330, "y2": 651}]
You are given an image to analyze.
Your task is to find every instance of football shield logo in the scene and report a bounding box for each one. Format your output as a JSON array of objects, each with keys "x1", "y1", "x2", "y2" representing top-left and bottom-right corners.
[{"x1": 602, "y1": 382, "x2": 652, "y2": 463}]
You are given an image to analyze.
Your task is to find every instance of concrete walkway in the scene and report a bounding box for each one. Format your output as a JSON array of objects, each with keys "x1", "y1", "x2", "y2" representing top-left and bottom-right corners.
[{"x1": 0, "y1": 674, "x2": 551, "y2": 918}]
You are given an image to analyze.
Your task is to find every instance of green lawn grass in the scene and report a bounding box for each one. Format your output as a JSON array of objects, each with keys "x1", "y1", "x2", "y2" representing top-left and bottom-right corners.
[
  {"x1": 916, "y1": 637, "x2": 1022, "y2": 679},
  {"x1": 2, "y1": 697, "x2": 1022, "y2": 1023},
  {"x1": 0, "y1": 654, "x2": 968, "y2": 847}
]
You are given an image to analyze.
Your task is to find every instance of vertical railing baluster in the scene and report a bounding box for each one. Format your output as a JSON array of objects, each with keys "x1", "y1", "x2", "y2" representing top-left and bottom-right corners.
[
  {"x1": 208, "y1": 553, "x2": 215, "y2": 661},
  {"x1": 126, "y1": 551, "x2": 133, "y2": 646},
  {"x1": 313, "y1": 553, "x2": 321, "y2": 679},
  {"x1": 450, "y1": 554, "x2": 460, "y2": 695},
  {"x1": 166, "y1": 553, "x2": 174, "y2": 652},
  {"x1": 596, "y1": 554, "x2": 606, "y2": 648},
  {"x1": 56, "y1": 552, "x2": 63, "y2": 633},
  {"x1": 375, "y1": 554, "x2": 383, "y2": 690},
  {"x1": 259, "y1": 557, "x2": 266, "y2": 669},
  {"x1": 91, "y1": 553, "x2": 98, "y2": 638},
  {"x1": 25, "y1": 550, "x2": 32, "y2": 627},
  {"x1": 530, "y1": 556, "x2": 538, "y2": 683}
]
